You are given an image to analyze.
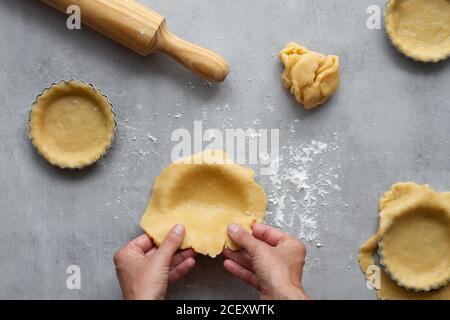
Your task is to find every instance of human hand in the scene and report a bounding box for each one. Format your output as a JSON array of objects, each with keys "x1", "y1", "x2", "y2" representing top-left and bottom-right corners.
[
  {"x1": 223, "y1": 223, "x2": 310, "y2": 300},
  {"x1": 113, "y1": 224, "x2": 196, "y2": 300}
]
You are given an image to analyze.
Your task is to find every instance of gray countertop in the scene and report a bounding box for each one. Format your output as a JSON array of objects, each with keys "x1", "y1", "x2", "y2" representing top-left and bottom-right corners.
[{"x1": 0, "y1": 0, "x2": 449, "y2": 299}]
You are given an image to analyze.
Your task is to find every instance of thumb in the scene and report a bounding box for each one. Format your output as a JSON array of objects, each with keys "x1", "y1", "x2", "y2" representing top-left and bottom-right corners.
[
  {"x1": 227, "y1": 224, "x2": 260, "y2": 255},
  {"x1": 153, "y1": 224, "x2": 185, "y2": 266}
]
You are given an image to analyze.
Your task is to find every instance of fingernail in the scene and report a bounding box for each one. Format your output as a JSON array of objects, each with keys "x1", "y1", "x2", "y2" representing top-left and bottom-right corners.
[
  {"x1": 228, "y1": 224, "x2": 239, "y2": 234},
  {"x1": 173, "y1": 224, "x2": 184, "y2": 235}
]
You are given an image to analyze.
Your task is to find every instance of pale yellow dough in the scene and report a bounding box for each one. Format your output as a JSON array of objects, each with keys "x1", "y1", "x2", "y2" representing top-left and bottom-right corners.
[
  {"x1": 385, "y1": 0, "x2": 450, "y2": 62},
  {"x1": 358, "y1": 183, "x2": 450, "y2": 299},
  {"x1": 28, "y1": 80, "x2": 116, "y2": 169},
  {"x1": 279, "y1": 42, "x2": 340, "y2": 109},
  {"x1": 140, "y1": 150, "x2": 268, "y2": 257}
]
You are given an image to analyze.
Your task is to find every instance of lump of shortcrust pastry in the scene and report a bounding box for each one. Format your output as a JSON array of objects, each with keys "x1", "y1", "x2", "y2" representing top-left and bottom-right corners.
[{"x1": 279, "y1": 42, "x2": 340, "y2": 109}]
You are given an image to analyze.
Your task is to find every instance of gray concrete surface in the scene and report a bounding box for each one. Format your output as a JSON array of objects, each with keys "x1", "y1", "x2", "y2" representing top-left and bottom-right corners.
[{"x1": 0, "y1": 0, "x2": 449, "y2": 299}]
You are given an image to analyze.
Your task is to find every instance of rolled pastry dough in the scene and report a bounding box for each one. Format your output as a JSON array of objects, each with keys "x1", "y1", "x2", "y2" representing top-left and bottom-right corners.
[
  {"x1": 359, "y1": 236, "x2": 450, "y2": 300},
  {"x1": 28, "y1": 80, "x2": 116, "y2": 169},
  {"x1": 279, "y1": 42, "x2": 340, "y2": 109},
  {"x1": 385, "y1": 0, "x2": 450, "y2": 62},
  {"x1": 359, "y1": 182, "x2": 450, "y2": 299},
  {"x1": 140, "y1": 150, "x2": 267, "y2": 257}
]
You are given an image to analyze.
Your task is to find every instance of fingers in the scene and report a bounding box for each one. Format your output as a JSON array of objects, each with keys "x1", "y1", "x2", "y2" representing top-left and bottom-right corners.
[
  {"x1": 129, "y1": 234, "x2": 155, "y2": 253},
  {"x1": 144, "y1": 247, "x2": 157, "y2": 257},
  {"x1": 227, "y1": 224, "x2": 260, "y2": 255},
  {"x1": 170, "y1": 249, "x2": 197, "y2": 269},
  {"x1": 153, "y1": 224, "x2": 185, "y2": 265},
  {"x1": 223, "y1": 259, "x2": 259, "y2": 289},
  {"x1": 114, "y1": 234, "x2": 154, "y2": 264},
  {"x1": 146, "y1": 248, "x2": 196, "y2": 268},
  {"x1": 251, "y1": 223, "x2": 290, "y2": 246},
  {"x1": 223, "y1": 249, "x2": 253, "y2": 271},
  {"x1": 168, "y1": 257, "x2": 196, "y2": 283}
]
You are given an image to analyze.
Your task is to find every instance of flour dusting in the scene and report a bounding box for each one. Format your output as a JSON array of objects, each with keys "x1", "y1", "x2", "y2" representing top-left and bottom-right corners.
[{"x1": 261, "y1": 137, "x2": 340, "y2": 245}]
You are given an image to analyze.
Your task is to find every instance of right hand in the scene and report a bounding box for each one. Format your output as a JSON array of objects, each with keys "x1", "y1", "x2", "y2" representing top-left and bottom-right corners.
[{"x1": 223, "y1": 223, "x2": 310, "y2": 300}]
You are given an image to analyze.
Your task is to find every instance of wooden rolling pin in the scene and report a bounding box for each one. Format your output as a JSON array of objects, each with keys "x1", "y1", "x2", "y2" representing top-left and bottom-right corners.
[{"x1": 41, "y1": 0, "x2": 229, "y2": 83}]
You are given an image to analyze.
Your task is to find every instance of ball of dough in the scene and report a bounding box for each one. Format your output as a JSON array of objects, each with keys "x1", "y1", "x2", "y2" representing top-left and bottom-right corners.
[{"x1": 279, "y1": 42, "x2": 340, "y2": 109}]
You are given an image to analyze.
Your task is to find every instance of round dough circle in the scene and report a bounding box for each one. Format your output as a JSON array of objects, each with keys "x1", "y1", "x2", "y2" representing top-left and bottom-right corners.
[
  {"x1": 385, "y1": 0, "x2": 450, "y2": 62},
  {"x1": 379, "y1": 205, "x2": 450, "y2": 291},
  {"x1": 28, "y1": 80, "x2": 116, "y2": 169},
  {"x1": 140, "y1": 150, "x2": 267, "y2": 257}
]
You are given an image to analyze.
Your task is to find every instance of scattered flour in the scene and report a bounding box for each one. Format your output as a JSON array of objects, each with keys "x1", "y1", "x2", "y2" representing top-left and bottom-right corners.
[
  {"x1": 203, "y1": 81, "x2": 215, "y2": 88},
  {"x1": 261, "y1": 137, "x2": 341, "y2": 245},
  {"x1": 119, "y1": 117, "x2": 160, "y2": 160},
  {"x1": 185, "y1": 81, "x2": 196, "y2": 90},
  {"x1": 145, "y1": 133, "x2": 158, "y2": 144}
]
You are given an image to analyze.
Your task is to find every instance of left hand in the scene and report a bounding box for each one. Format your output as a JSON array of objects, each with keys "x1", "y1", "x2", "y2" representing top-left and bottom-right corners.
[{"x1": 113, "y1": 224, "x2": 196, "y2": 300}]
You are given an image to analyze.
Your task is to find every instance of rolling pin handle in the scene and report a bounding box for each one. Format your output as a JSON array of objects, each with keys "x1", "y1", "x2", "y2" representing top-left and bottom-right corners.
[{"x1": 156, "y1": 23, "x2": 229, "y2": 83}]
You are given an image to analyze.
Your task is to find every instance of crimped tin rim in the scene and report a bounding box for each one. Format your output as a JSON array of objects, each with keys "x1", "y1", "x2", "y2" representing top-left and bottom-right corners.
[
  {"x1": 384, "y1": 0, "x2": 450, "y2": 63},
  {"x1": 28, "y1": 79, "x2": 117, "y2": 170}
]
